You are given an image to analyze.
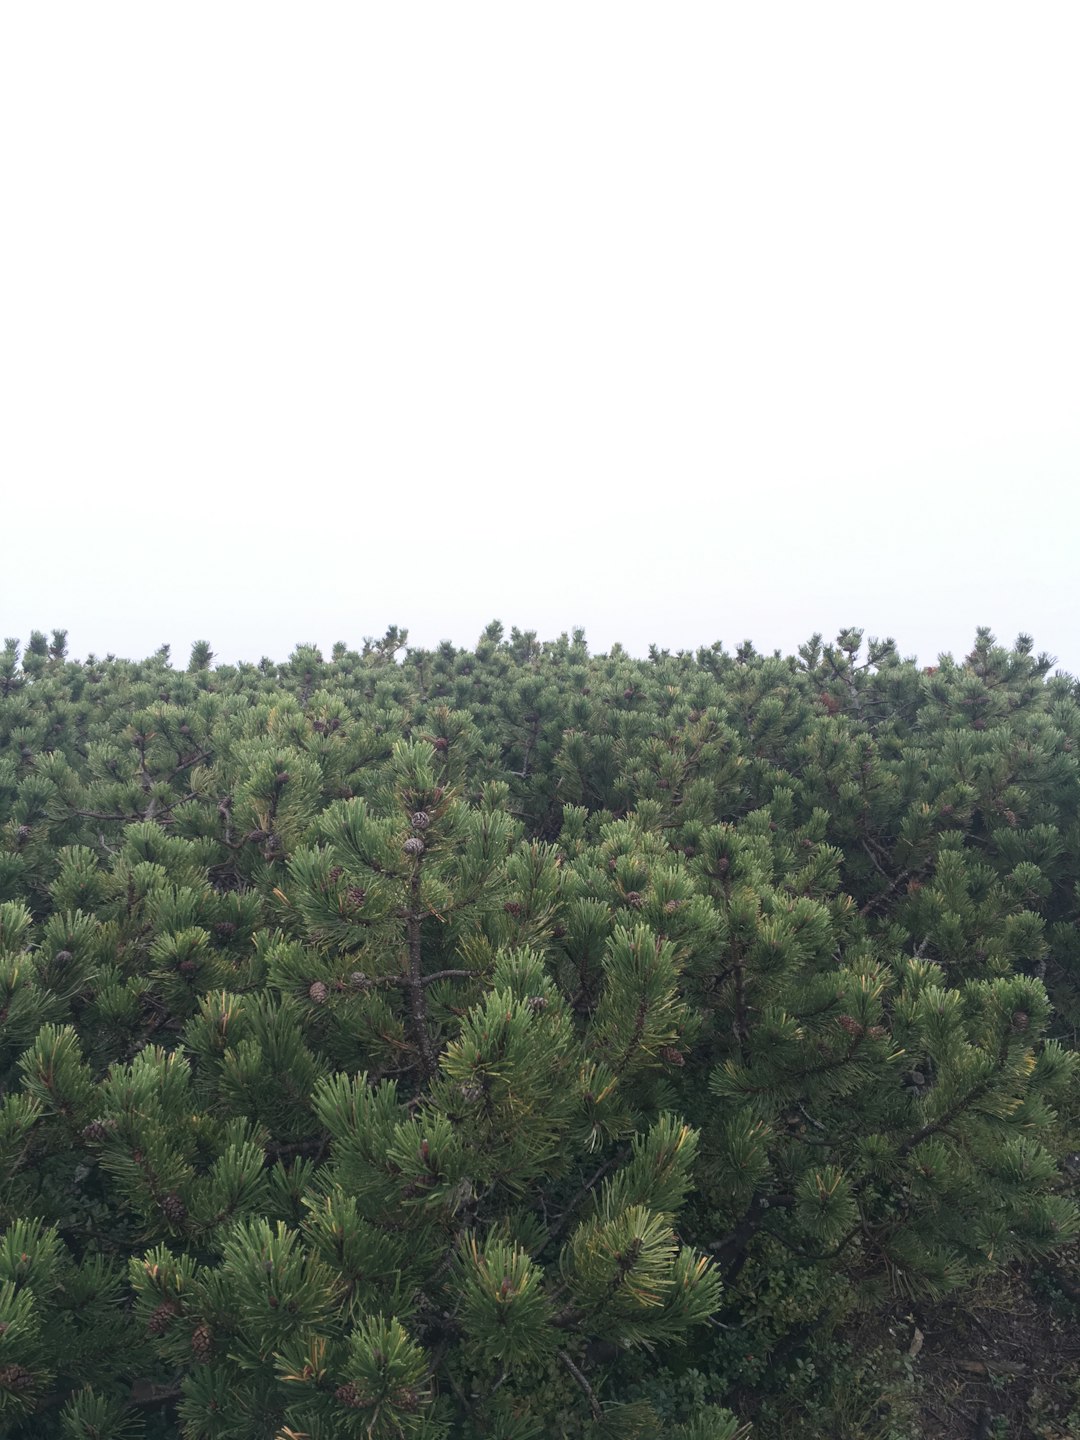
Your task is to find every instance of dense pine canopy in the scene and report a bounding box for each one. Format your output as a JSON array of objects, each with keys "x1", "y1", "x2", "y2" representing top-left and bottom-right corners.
[{"x1": 0, "y1": 624, "x2": 1078, "y2": 1439}]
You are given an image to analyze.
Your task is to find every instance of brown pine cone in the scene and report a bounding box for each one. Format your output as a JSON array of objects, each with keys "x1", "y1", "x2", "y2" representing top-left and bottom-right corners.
[
  {"x1": 309, "y1": 980, "x2": 329, "y2": 1004},
  {"x1": 410, "y1": 810, "x2": 432, "y2": 830},
  {"x1": 0, "y1": 1363, "x2": 34, "y2": 1389},
  {"x1": 160, "y1": 1192, "x2": 187, "y2": 1223},
  {"x1": 191, "y1": 1323, "x2": 212, "y2": 1359},
  {"x1": 148, "y1": 1301, "x2": 179, "y2": 1336},
  {"x1": 335, "y1": 1382, "x2": 364, "y2": 1408},
  {"x1": 403, "y1": 837, "x2": 425, "y2": 857}
]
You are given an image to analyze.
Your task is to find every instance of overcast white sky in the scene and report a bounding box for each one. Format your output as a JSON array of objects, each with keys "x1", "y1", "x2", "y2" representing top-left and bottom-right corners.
[{"x1": 2, "y1": 4, "x2": 1078, "y2": 672}]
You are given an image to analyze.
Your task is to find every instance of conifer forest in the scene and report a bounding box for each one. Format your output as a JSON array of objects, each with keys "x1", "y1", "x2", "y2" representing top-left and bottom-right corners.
[{"x1": 2, "y1": 622, "x2": 1080, "y2": 1440}]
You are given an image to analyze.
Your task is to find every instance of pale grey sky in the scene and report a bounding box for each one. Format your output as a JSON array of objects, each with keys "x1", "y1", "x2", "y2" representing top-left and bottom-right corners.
[{"x1": 2, "y1": 4, "x2": 1078, "y2": 672}]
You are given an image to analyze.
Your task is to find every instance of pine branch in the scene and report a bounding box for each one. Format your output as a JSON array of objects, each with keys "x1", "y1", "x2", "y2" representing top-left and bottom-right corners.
[
  {"x1": 406, "y1": 870, "x2": 438, "y2": 1079},
  {"x1": 546, "y1": 1145, "x2": 631, "y2": 1246},
  {"x1": 858, "y1": 867, "x2": 913, "y2": 918},
  {"x1": 707, "y1": 1193, "x2": 797, "y2": 1279},
  {"x1": 558, "y1": 1350, "x2": 602, "y2": 1421}
]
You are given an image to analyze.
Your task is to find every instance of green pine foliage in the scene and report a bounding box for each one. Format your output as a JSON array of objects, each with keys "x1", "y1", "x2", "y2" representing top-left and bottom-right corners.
[{"x1": 0, "y1": 625, "x2": 1076, "y2": 1438}]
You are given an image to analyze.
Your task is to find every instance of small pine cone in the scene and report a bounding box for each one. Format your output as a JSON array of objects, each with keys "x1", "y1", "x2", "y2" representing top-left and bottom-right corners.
[
  {"x1": 867, "y1": 1025, "x2": 888, "y2": 1039},
  {"x1": 214, "y1": 921, "x2": 237, "y2": 938},
  {"x1": 178, "y1": 959, "x2": 198, "y2": 977},
  {"x1": 659, "y1": 1046, "x2": 685, "y2": 1067},
  {"x1": 147, "y1": 1301, "x2": 178, "y2": 1336},
  {"x1": 460, "y1": 1082, "x2": 484, "y2": 1104},
  {"x1": 81, "y1": 1119, "x2": 109, "y2": 1143},
  {"x1": 247, "y1": 829, "x2": 270, "y2": 843},
  {"x1": 836, "y1": 1015, "x2": 864, "y2": 1037},
  {"x1": 657, "y1": 778, "x2": 671, "y2": 790},
  {"x1": 1003, "y1": 808, "x2": 1018, "y2": 827},
  {"x1": 623, "y1": 688, "x2": 635, "y2": 700},
  {"x1": 503, "y1": 901, "x2": 522, "y2": 917},
  {"x1": 526, "y1": 995, "x2": 548, "y2": 1014},
  {"x1": 972, "y1": 717, "x2": 987, "y2": 730},
  {"x1": 350, "y1": 971, "x2": 371, "y2": 990},
  {"x1": 0, "y1": 1363, "x2": 34, "y2": 1390},
  {"x1": 14, "y1": 825, "x2": 31, "y2": 847},
  {"x1": 395, "y1": 1387, "x2": 420, "y2": 1412},
  {"x1": 345, "y1": 885, "x2": 367, "y2": 910},
  {"x1": 410, "y1": 810, "x2": 431, "y2": 830},
  {"x1": 335, "y1": 1383, "x2": 364, "y2": 1408},
  {"x1": 625, "y1": 891, "x2": 645, "y2": 909},
  {"x1": 191, "y1": 1323, "x2": 212, "y2": 1360},
  {"x1": 160, "y1": 1192, "x2": 187, "y2": 1224},
  {"x1": 715, "y1": 856, "x2": 729, "y2": 874},
  {"x1": 329, "y1": 866, "x2": 344, "y2": 882},
  {"x1": 274, "y1": 771, "x2": 290, "y2": 786},
  {"x1": 309, "y1": 980, "x2": 329, "y2": 1004},
  {"x1": 551, "y1": 924, "x2": 567, "y2": 939},
  {"x1": 433, "y1": 737, "x2": 449, "y2": 752},
  {"x1": 1011, "y1": 1010, "x2": 1030, "y2": 1032},
  {"x1": 403, "y1": 836, "x2": 425, "y2": 857},
  {"x1": 664, "y1": 899, "x2": 683, "y2": 915},
  {"x1": 53, "y1": 949, "x2": 73, "y2": 968}
]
